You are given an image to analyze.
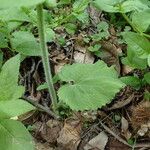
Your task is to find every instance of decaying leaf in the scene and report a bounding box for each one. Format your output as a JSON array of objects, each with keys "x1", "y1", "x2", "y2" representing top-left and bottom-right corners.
[
  {"x1": 74, "y1": 47, "x2": 94, "y2": 64},
  {"x1": 57, "y1": 118, "x2": 82, "y2": 150},
  {"x1": 121, "y1": 117, "x2": 131, "y2": 140},
  {"x1": 84, "y1": 131, "x2": 108, "y2": 150}
]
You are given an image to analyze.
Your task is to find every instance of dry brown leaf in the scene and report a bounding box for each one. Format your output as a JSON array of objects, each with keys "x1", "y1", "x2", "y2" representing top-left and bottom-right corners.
[
  {"x1": 121, "y1": 117, "x2": 131, "y2": 140},
  {"x1": 84, "y1": 131, "x2": 108, "y2": 150},
  {"x1": 57, "y1": 119, "x2": 82, "y2": 150},
  {"x1": 107, "y1": 94, "x2": 134, "y2": 110},
  {"x1": 35, "y1": 142, "x2": 54, "y2": 150},
  {"x1": 40, "y1": 119, "x2": 62, "y2": 144},
  {"x1": 74, "y1": 49, "x2": 94, "y2": 64}
]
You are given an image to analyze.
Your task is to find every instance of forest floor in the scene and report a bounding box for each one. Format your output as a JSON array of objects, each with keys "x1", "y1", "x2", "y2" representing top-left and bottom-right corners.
[{"x1": 2, "y1": 2, "x2": 150, "y2": 150}]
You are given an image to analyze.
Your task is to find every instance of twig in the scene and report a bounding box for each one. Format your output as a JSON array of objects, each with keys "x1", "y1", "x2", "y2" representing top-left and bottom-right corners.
[
  {"x1": 22, "y1": 96, "x2": 60, "y2": 120},
  {"x1": 100, "y1": 121, "x2": 132, "y2": 147},
  {"x1": 100, "y1": 122, "x2": 150, "y2": 148}
]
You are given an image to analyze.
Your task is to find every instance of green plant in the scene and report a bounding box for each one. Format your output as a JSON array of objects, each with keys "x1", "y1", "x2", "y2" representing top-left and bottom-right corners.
[{"x1": 0, "y1": 55, "x2": 35, "y2": 150}]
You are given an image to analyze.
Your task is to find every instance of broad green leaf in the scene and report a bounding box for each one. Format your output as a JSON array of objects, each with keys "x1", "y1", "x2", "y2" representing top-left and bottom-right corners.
[
  {"x1": 144, "y1": 72, "x2": 150, "y2": 84},
  {"x1": 93, "y1": 0, "x2": 121, "y2": 12},
  {"x1": 11, "y1": 31, "x2": 42, "y2": 56},
  {"x1": 132, "y1": 9, "x2": 150, "y2": 32},
  {"x1": 120, "y1": 0, "x2": 149, "y2": 13},
  {"x1": 123, "y1": 32, "x2": 150, "y2": 59},
  {"x1": 0, "y1": 99, "x2": 35, "y2": 119},
  {"x1": 93, "y1": 0, "x2": 148, "y2": 13},
  {"x1": 0, "y1": 55, "x2": 24, "y2": 101},
  {"x1": 0, "y1": 0, "x2": 44, "y2": 9},
  {"x1": 58, "y1": 61, "x2": 125, "y2": 110},
  {"x1": 0, "y1": 119, "x2": 34, "y2": 150},
  {"x1": 0, "y1": 8, "x2": 30, "y2": 22}
]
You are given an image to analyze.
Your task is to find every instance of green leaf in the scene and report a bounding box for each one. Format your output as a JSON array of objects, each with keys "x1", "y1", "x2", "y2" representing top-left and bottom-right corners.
[
  {"x1": 120, "y1": 0, "x2": 149, "y2": 13},
  {"x1": 0, "y1": 32, "x2": 8, "y2": 48},
  {"x1": 148, "y1": 54, "x2": 150, "y2": 67},
  {"x1": 0, "y1": 119, "x2": 34, "y2": 150},
  {"x1": 93, "y1": 0, "x2": 121, "y2": 12},
  {"x1": 11, "y1": 31, "x2": 42, "y2": 56},
  {"x1": 73, "y1": 0, "x2": 90, "y2": 13},
  {"x1": 0, "y1": 99, "x2": 35, "y2": 119},
  {"x1": 44, "y1": 0, "x2": 57, "y2": 8},
  {"x1": 132, "y1": 9, "x2": 150, "y2": 32},
  {"x1": 123, "y1": 32, "x2": 150, "y2": 59},
  {"x1": 0, "y1": 55, "x2": 24, "y2": 101},
  {"x1": 0, "y1": 0, "x2": 44, "y2": 9},
  {"x1": 0, "y1": 8, "x2": 30, "y2": 22},
  {"x1": 64, "y1": 23, "x2": 77, "y2": 35},
  {"x1": 45, "y1": 28, "x2": 55, "y2": 42},
  {"x1": 58, "y1": 61, "x2": 125, "y2": 110},
  {"x1": 0, "y1": 51, "x2": 3, "y2": 69},
  {"x1": 120, "y1": 76, "x2": 141, "y2": 89},
  {"x1": 93, "y1": 0, "x2": 148, "y2": 13},
  {"x1": 37, "y1": 83, "x2": 48, "y2": 90},
  {"x1": 144, "y1": 72, "x2": 150, "y2": 84}
]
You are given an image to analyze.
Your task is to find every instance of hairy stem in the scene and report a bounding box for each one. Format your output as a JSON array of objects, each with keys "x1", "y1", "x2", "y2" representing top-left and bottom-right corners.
[{"x1": 36, "y1": 4, "x2": 57, "y2": 110}]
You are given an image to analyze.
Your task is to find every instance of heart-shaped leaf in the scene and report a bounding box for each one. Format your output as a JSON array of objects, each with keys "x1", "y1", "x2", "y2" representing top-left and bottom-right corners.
[{"x1": 58, "y1": 61, "x2": 125, "y2": 110}]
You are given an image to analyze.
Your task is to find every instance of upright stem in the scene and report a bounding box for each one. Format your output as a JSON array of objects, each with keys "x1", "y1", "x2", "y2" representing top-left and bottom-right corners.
[{"x1": 36, "y1": 4, "x2": 57, "y2": 110}]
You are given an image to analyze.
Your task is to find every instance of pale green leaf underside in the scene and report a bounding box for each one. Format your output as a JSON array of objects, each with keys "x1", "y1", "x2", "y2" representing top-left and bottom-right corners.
[
  {"x1": 58, "y1": 61, "x2": 125, "y2": 110},
  {"x1": 0, "y1": 0, "x2": 44, "y2": 9},
  {"x1": 0, "y1": 99, "x2": 35, "y2": 119},
  {"x1": 0, "y1": 119, "x2": 34, "y2": 150},
  {"x1": 12, "y1": 31, "x2": 42, "y2": 56}
]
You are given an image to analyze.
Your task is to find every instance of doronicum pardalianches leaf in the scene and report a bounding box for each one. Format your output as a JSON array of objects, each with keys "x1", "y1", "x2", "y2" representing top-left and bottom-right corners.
[
  {"x1": 0, "y1": 54, "x2": 35, "y2": 118},
  {"x1": 123, "y1": 32, "x2": 150, "y2": 59},
  {"x1": 0, "y1": 0, "x2": 44, "y2": 9},
  {"x1": 0, "y1": 7, "x2": 30, "y2": 22},
  {"x1": 12, "y1": 31, "x2": 42, "y2": 56},
  {"x1": 92, "y1": 0, "x2": 121, "y2": 13},
  {"x1": 0, "y1": 99, "x2": 35, "y2": 119},
  {"x1": 93, "y1": 0, "x2": 148, "y2": 13},
  {"x1": 0, "y1": 54, "x2": 24, "y2": 101},
  {"x1": 58, "y1": 61, "x2": 125, "y2": 110},
  {"x1": 132, "y1": 9, "x2": 150, "y2": 32},
  {"x1": 0, "y1": 119, "x2": 34, "y2": 150}
]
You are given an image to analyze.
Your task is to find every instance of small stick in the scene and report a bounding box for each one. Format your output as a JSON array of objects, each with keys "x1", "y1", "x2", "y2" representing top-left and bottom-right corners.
[
  {"x1": 22, "y1": 96, "x2": 59, "y2": 120},
  {"x1": 100, "y1": 122, "x2": 150, "y2": 148}
]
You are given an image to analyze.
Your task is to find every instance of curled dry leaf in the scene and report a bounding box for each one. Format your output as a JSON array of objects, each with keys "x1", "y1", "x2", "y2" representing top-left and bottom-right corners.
[
  {"x1": 84, "y1": 131, "x2": 108, "y2": 150},
  {"x1": 121, "y1": 117, "x2": 131, "y2": 140},
  {"x1": 57, "y1": 118, "x2": 82, "y2": 150}
]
